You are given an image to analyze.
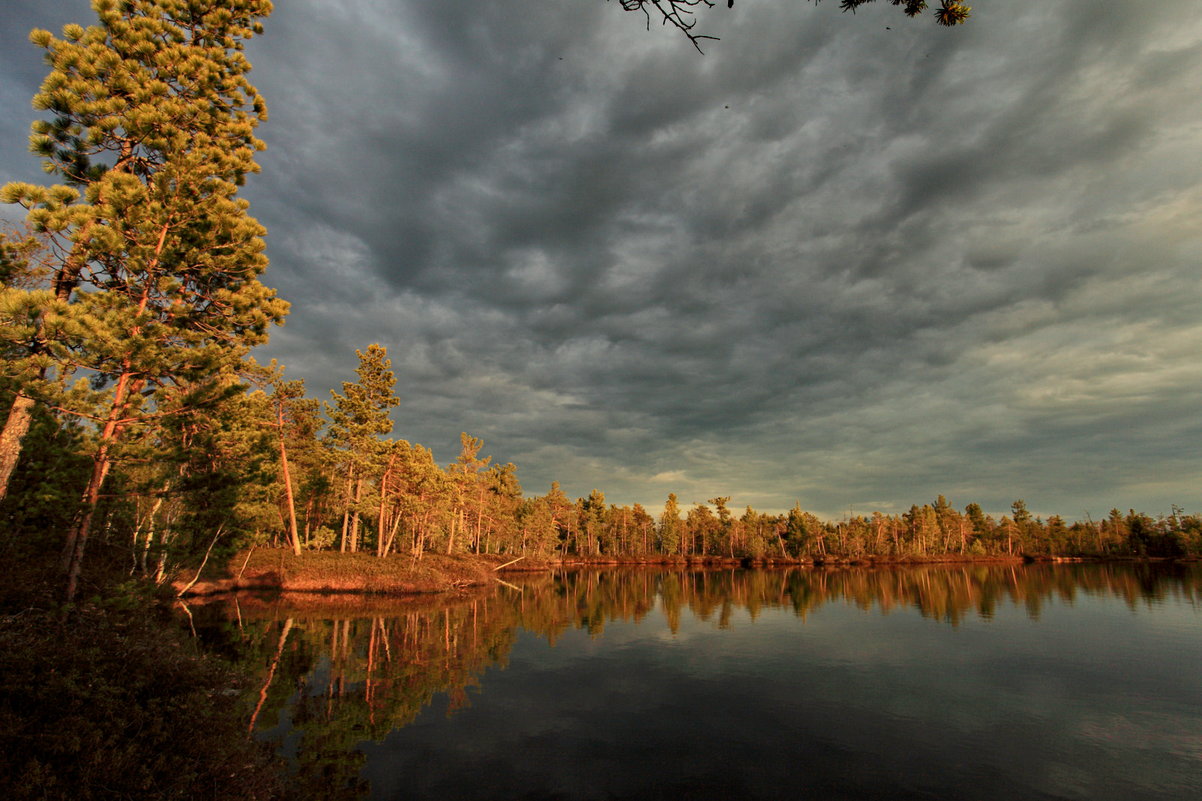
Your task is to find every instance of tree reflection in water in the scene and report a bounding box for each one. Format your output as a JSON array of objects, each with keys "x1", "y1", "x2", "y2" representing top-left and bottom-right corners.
[{"x1": 185, "y1": 562, "x2": 1201, "y2": 799}]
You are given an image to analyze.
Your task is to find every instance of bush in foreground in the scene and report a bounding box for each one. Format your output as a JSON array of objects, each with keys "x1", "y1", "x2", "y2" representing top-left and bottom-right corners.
[{"x1": 0, "y1": 573, "x2": 283, "y2": 801}]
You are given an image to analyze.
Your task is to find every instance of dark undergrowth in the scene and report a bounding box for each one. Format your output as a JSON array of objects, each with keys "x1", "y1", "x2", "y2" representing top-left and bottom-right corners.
[{"x1": 0, "y1": 554, "x2": 286, "y2": 801}]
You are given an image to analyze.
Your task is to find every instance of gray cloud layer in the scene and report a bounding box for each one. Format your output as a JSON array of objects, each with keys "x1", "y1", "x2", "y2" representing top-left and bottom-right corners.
[{"x1": 3, "y1": 0, "x2": 1200, "y2": 519}]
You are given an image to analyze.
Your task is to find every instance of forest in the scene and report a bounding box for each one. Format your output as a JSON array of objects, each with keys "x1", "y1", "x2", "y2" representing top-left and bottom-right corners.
[
  {"x1": 5, "y1": 316, "x2": 1201, "y2": 591},
  {"x1": 0, "y1": 0, "x2": 1196, "y2": 607},
  {"x1": 0, "y1": 3, "x2": 1195, "y2": 800}
]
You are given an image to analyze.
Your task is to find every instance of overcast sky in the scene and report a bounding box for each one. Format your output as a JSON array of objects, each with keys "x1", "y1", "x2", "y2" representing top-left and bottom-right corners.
[{"x1": 2, "y1": 0, "x2": 1200, "y2": 520}]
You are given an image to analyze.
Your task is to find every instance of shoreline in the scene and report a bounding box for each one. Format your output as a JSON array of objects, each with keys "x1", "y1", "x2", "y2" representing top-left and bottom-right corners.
[
  {"x1": 173, "y1": 549, "x2": 1194, "y2": 598},
  {"x1": 172, "y1": 551, "x2": 548, "y2": 597}
]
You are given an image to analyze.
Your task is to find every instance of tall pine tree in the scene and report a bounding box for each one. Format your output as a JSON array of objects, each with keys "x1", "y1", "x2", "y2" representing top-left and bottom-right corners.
[
  {"x1": 326, "y1": 344, "x2": 399, "y2": 553},
  {"x1": 1, "y1": 0, "x2": 286, "y2": 601}
]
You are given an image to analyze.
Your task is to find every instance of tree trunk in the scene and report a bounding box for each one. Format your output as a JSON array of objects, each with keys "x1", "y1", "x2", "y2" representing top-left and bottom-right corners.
[
  {"x1": 303, "y1": 497, "x2": 315, "y2": 546},
  {"x1": 277, "y1": 404, "x2": 301, "y2": 555},
  {"x1": 63, "y1": 370, "x2": 141, "y2": 603},
  {"x1": 63, "y1": 441, "x2": 113, "y2": 602},
  {"x1": 349, "y1": 476, "x2": 363, "y2": 552},
  {"x1": 474, "y1": 485, "x2": 486, "y2": 554},
  {"x1": 0, "y1": 392, "x2": 36, "y2": 501},
  {"x1": 63, "y1": 225, "x2": 169, "y2": 602},
  {"x1": 415, "y1": 509, "x2": 430, "y2": 559},
  {"x1": 339, "y1": 468, "x2": 354, "y2": 553},
  {"x1": 382, "y1": 511, "x2": 404, "y2": 558},
  {"x1": 447, "y1": 512, "x2": 456, "y2": 554},
  {"x1": 376, "y1": 452, "x2": 397, "y2": 557},
  {"x1": 138, "y1": 492, "x2": 166, "y2": 576}
]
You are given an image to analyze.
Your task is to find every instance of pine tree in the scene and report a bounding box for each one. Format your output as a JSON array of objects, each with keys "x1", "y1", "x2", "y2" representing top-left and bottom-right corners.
[
  {"x1": 629, "y1": 503, "x2": 653, "y2": 556},
  {"x1": 266, "y1": 368, "x2": 307, "y2": 555},
  {"x1": 326, "y1": 344, "x2": 399, "y2": 553},
  {"x1": 0, "y1": 230, "x2": 51, "y2": 499},
  {"x1": 708, "y1": 496, "x2": 734, "y2": 557},
  {"x1": 483, "y1": 462, "x2": 523, "y2": 553},
  {"x1": 517, "y1": 496, "x2": 558, "y2": 556},
  {"x1": 579, "y1": 489, "x2": 607, "y2": 556},
  {"x1": 445, "y1": 433, "x2": 490, "y2": 554},
  {"x1": 658, "y1": 493, "x2": 682, "y2": 556},
  {"x1": 1, "y1": 0, "x2": 286, "y2": 601},
  {"x1": 785, "y1": 502, "x2": 812, "y2": 557},
  {"x1": 544, "y1": 481, "x2": 576, "y2": 557},
  {"x1": 155, "y1": 373, "x2": 278, "y2": 572}
]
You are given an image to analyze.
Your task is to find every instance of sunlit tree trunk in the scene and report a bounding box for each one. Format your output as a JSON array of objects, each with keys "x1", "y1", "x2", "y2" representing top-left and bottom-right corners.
[
  {"x1": 349, "y1": 477, "x2": 363, "y2": 552},
  {"x1": 136, "y1": 491, "x2": 166, "y2": 576},
  {"x1": 474, "y1": 484, "x2": 486, "y2": 553},
  {"x1": 339, "y1": 469, "x2": 355, "y2": 553},
  {"x1": 277, "y1": 402, "x2": 301, "y2": 555},
  {"x1": 63, "y1": 369, "x2": 144, "y2": 603},
  {"x1": 0, "y1": 394, "x2": 36, "y2": 501},
  {"x1": 376, "y1": 452, "x2": 397, "y2": 557}
]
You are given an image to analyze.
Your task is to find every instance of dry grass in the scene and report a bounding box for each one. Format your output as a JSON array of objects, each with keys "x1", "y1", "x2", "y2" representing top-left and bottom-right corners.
[{"x1": 176, "y1": 549, "x2": 506, "y2": 596}]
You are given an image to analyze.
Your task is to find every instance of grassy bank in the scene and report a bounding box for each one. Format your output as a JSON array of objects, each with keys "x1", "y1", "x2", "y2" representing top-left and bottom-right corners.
[
  {"x1": 174, "y1": 549, "x2": 1183, "y2": 600},
  {"x1": 174, "y1": 549, "x2": 554, "y2": 597},
  {"x1": 176, "y1": 550, "x2": 1126, "y2": 598}
]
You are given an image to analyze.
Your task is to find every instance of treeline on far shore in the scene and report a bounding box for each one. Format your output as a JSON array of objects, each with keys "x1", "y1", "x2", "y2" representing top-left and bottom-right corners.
[{"x1": 4, "y1": 341, "x2": 1198, "y2": 598}]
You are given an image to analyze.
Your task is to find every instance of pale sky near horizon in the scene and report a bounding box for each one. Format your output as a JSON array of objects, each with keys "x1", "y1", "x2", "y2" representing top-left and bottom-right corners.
[{"x1": 2, "y1": 1, "x2": 1200, "y2": 520}]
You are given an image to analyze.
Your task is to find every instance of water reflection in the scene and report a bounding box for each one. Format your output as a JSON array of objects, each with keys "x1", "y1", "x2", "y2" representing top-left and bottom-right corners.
[{"x1": 188, "y1": 563, "x2": 1202, "y2": 799}]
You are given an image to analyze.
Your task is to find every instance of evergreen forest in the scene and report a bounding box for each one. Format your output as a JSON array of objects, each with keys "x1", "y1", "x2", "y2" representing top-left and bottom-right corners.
[
  {"x1": 0, "y1": 3, "x2": 1196, "y2": 800},
  {"x1": 0, "y1": 0, "x2": 1198, "y2": 608}
]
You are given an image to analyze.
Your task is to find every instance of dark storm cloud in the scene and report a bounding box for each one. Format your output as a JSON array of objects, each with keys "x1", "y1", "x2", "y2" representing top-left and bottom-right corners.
[
  {"x1": 0, "y1": 2, "x2": 88, "y2": 192},
  {"x1": 3, "y1": 0, "x2": 1199, "y2": 518}
]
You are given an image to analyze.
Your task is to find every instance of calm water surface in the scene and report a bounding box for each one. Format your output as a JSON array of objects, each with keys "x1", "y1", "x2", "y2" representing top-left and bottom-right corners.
[{"x1": 190, "y1": 564, "x2": 1202, "y2": 800}]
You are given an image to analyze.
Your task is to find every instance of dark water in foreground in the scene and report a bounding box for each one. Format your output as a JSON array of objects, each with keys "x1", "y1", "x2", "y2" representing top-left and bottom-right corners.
[{"x1": 188, "y1": 564, "x2": 1202, "y2": 800}]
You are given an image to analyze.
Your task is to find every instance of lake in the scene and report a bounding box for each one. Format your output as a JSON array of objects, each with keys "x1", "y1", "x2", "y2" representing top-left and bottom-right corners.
[{"x1": 188, "y1": 563, "x2": 1202, "y2": 800}]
